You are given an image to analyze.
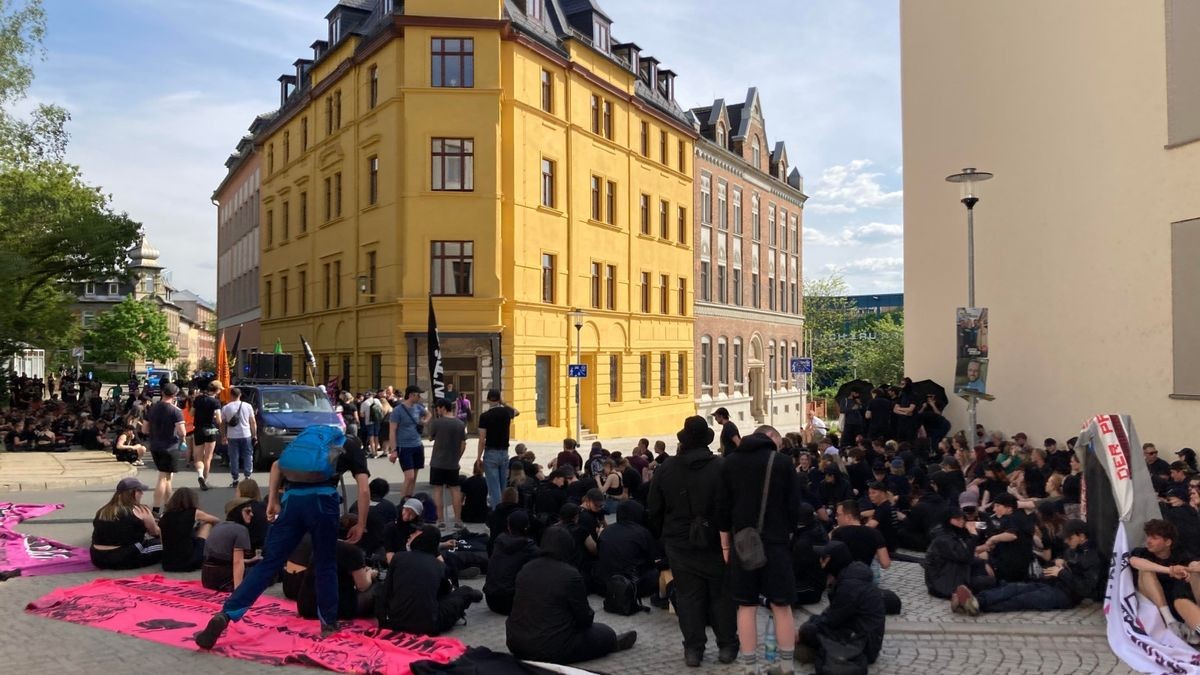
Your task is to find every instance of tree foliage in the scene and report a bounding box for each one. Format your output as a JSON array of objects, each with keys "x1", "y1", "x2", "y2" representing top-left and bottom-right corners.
[
  {"x1": 0, "y1": 0, "x2": 142, "y2": 361},
  {"x1": 84, "y1": 297, "x2": 177, "y2": 369},
  {"x1": 852, "y1": 312, "x2": 905, "y2": 386},
  {"x1": 803, "y1": 274, "x2": 857, "y2": 388}
]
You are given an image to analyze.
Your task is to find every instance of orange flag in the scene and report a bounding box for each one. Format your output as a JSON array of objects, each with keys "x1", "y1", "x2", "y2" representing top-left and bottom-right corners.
[{"x1": 217, "y1": 332, "x2": 231, "y2": 403}]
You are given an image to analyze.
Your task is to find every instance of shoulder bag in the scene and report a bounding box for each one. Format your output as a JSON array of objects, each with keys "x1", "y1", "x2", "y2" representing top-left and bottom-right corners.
[{"x1": 733, "y1": 450, "x2": 774, "y2": 570}]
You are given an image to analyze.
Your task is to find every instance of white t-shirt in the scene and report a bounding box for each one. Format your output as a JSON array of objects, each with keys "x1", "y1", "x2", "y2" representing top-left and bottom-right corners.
[
  {"x1": 221, "y1": 401, "x2": 253, "y2": 439},
  {"x1": 359, "y1": 397, "x2": 375, "y2": 424},
  {"x1": 811, "y1": 416, "x2": 828, "y2": 433}
]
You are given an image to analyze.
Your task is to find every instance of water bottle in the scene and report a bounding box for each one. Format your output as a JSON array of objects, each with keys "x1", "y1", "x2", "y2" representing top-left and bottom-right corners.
[{"x1": 764, "y1": 612, "x2": 777, "y2": 663}]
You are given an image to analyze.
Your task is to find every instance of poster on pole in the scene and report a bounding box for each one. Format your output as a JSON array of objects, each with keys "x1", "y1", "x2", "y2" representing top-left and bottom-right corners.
[{"x1": 955, "y1": 308, "x2": 990, "y2": 397}]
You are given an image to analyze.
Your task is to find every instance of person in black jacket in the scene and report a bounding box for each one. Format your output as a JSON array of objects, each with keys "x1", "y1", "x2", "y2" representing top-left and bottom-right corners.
[
  {"x1": 952, "y1": 519, "x2": 1104, "y2": 614},
  {"x1": 646, "y1": 416, "x2": 737, "y2": 667},
  {"x1": 923, "y1": 506, "x2": 995, "y2": 599},
  {"x1": 487, "y1": 488, "x2": 524, "y2": 553},
  {"x1": 506, "y1": 527, "x2": 637, "y2": 664},
  {"x1": 796, "y1": 540, "x2": 886, "y2": 666},
  {"x1": 793, "y1": 503, "x2": 829, "y2": 606},
  {"x1": 376, "y1": 525, "x2": 483, "y2": 635},
  {"x1": 484, "y1": 511, "x2": 538, "y2": 615},
  {"x1": 591, "y1": 500, "x2": 660, "y2": 596},
  {"x1": 930, "y1": 456, "x2": 967, "y2": 505},
  {"x1": 897, "y1": 486, "x2": 946, "y2": 552},
  {"x1": 718, "y1": 427, "x2": 799, "y2": 672}
]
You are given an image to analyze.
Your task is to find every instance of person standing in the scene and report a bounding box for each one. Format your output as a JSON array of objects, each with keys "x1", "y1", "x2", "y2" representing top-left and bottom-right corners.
[
  {"x1": 338, "y1": 391, "x2": 359, "y2": 440},
  {"x1": 145, "y1": 383, "x2": 187, "y2": 516},
  {"x1": 191, "y1": 381, "x2": 224, "y2": 491},
  {"x1": 221, "y1": 387, "x2": 257, "y2": 488},
  {"x1": 389, "y1": 385, "x2": 431, "y2": 499},
  {"x1": 476, "y1": 389, "x2": 520, "y2": 509},
  {"x1": 718, "y1": 426, "x2": 798, "y2": 674},
  {"x1": 428, "y1": 398, "x2": 467, "y2": 528},
  {"x1": 359, "y1": 391, "x2": 381, "y2": 457},
  {"x1": 713, "y1": 408, "x2": 740, "y2": 456},
  {"x1": 646, "y1": 415, "x2": 737, "y2": 667},
  {"x1": 864, "y1": 388, "x2": 892, "y2": 441},
  {"x1": 195, "y1": 433, "x2": 370, "y2": 649},
  {"x1": 454, "y1": 391, "x2": 472, "y2": 429},
  {"x1": 840, "y1": 391, "x2": 866, "y2": 446}
]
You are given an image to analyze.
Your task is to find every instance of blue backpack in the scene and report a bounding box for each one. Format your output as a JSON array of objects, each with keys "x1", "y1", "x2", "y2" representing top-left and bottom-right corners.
[{"x1": 278, "y1": 426, "x2": 346, "y2": 483}]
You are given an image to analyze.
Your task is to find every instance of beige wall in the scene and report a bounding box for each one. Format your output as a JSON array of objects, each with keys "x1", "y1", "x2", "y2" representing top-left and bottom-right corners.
[{"x1": 901, "y1": 0, "x2": 1200, "y2": 454}]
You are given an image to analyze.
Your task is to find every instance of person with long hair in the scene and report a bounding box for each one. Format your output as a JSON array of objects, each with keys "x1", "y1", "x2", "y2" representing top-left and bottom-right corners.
[
  {"x1": 160, "y1": 488, "x2": 221, "y2": 572},
  {"x1": 90, "y1": 477, "x2": 162, "y2": 569},
  {"x1": 598, "y1": 459, "x2": 626, "y2": 514},
  {"x1": 113, "y1": 420, "x2": 146, "y2": 466}
]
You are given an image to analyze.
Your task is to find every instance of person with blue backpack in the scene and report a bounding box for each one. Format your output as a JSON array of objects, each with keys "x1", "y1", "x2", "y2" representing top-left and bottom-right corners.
[{"x1": 195, "y1": 425, "x2": 370, "y2": 649}]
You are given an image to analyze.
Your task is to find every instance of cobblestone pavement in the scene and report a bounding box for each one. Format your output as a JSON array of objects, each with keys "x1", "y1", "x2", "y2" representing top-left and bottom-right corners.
[{"x1": 0, "y1": 458, "x2": 1139, "y2": 674}]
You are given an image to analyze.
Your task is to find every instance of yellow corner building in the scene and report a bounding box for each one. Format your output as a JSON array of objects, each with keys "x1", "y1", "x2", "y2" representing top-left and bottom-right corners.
[{"x1": 255, "y1": 0, "x2": 696, "y2": 440}]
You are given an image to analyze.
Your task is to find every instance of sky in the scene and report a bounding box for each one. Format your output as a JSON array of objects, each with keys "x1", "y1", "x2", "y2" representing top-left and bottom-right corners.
[{"x1": 28, "y1": 0, "x2": 902, "y2": 299}]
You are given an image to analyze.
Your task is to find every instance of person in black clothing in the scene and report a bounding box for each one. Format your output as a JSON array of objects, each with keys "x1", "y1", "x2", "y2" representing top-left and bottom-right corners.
[
  {"x1": 796, "y1": 541, "x2": 886, "y2": 667},
  {"x1": 713, "y1": 407, "x2": 740, "y2": 456},
  {"x1": 566, "y1": 469, "x2": 597, "y2": 505},
  {"x1": 159, "y1": 488, "x2": 220, "y2": 572},
  {"x1": 817, "y1": 467, "x2": 852, "y2": 517},
  {"x1": 897, "y1": 486, "x2": 946, "y2": 552},
  {"x1": 979, "y1": 492, "x2": 1034, "y2": 583},
  {"x1": 931, "y1": 456, "x2": 967, "y2": 505},
  {"x1": 459, "y1": 464, "x2": 489, "y2": 523},
  {"x1": 575, "y1": 489, "x2": 607, "y2": 577},
  {"x1": 349, "y1": 478, "x2": 397, "y2": 563},
  {"x1": 506, "y1": 527, "x2": 637, "y2": 664},
  {"x1": 1144, "y1": 443, "x2": 1172, "y2": 478},
  {"x1": 191, "y1": 381, "x2": 223, "y2": 491},
  {"x1": 923, "y1": 506, "x2": 995, "y2": 599},
  {"x1": 793, "y1": 503, "x2": 829, "y2": 606},
  {"x1": 844, "y1": 448, "x2": 872, "y2": 496},
  {"x1": 484, "y1": 511, "x2": 538, "y2": 615},
  {"x1": 487, "y1": 487, "x2": 524, "y2": 553},
  {"x1": 592, "y1": 500, "x2": 659, "y2": 596},
  {"x1": 376, "y1": 525, "x2": 483, "y2": 635},
  {"x1": 296, "y1": 516, "x2": 379, "y2": 620},
  {"x1": 953, "y1": 519, "x2": 1103, "y2": 614},
  {"x1": 1044, "y1": 438, "x2": 1071, "y2": 476},
  {"x1": 718, "y1": 427, "x2": 798, "y2": 672},
  {"x1": 646, "y1": 416, "x2": 737, "y2": 667},
  {"x1": 840, "y1": 391, "x2": 866, "y2": 448},
  {"x1": 1161, "y1": 485, "x2": 1200, "y2": 562},
  {"x1": 862, "y1": 483, "x2": 900, "y2": 553},
  {"x1": 864, "y1": 388, "x2": 892, "y2": 441},
  {"x1": 382, "y1": 498, "x2": 425, "y2": 563}
]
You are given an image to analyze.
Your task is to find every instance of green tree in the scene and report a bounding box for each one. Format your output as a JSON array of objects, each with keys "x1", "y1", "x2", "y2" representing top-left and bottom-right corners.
[
  {"x1": 84, "y1": 297, "x2": 177, "y2": 370},
  {"x1": 850, "y1": 311, "x2": 905, "y2": 385},
  {"x1": 803, "y1": 274, "x2": 856, "y2": 388},
  {"x1": 173, "y1": 360, "x2": 191, "y2": 381},
  {"x1": 196, "y1": 356, "x2": 217, "y2": 374},
  {"x1": 0, "y1": 0, "x2": 141, "y2": 361}
]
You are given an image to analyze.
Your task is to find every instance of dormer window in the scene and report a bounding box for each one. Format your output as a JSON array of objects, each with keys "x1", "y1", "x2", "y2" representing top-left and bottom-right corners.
[
  {"x1": 716, "y1": 123, "x2": 727, "y2": 147},
  {"x1": 84, "y1": 282, "x2": 96, "y2": 296},
  {"x1": 528, "y1": 0, "x2": 543, "y2": 23},
  {"x1": 593, "y1": 20, "x2": 610, "y2": 53},
  {"x1": 751, "y1": 136, "x2": 761, "y2": 169},
  {"x1": 330, "y1": 15, "x2": 342, "y2": 44},
  {"x1": 383, "y1": 0, "x2": 394, "y2": 13}
]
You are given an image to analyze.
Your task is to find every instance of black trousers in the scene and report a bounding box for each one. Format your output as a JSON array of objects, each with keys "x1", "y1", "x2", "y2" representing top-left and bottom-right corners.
[
  {"x1": 667, "y1": 545, "x2": 738, "y2": 652},
  {"x1": 435, "y1": 587, "x2": 478, "y2": 634},
  {"x1": 509, "y1": 623, "x2": 617, "y2": 665},
  {"x1": 485, "y1": 590, "x2": 514, "y2": 615}
]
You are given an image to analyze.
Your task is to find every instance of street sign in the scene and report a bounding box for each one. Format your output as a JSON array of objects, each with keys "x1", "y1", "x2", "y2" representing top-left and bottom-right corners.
[
  {"x1": 568, "y1": 364, "x2": 588, "y2": 378},
  {"x1": 71, "y1": 347, "x2": 84, "y2": 360},
  {"x1": 790, "y1": 357, "x2": 813, "y2": 374}
]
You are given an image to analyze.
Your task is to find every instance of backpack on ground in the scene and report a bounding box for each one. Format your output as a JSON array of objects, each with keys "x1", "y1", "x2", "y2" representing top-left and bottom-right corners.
[
  {"x1": 603, "y1": 574, "x2": 646, "y2": 616},
  {"x1": 814, "y1": 632, "x2": 869, "y2": 675},
  {"x1": 278, "y1": 425, "x2": 346, "y2": 483}
]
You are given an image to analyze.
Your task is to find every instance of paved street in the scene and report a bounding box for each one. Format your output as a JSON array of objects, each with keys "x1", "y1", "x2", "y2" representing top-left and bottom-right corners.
[{"x1": 0, "y1": 452, "x2": 1135, "y2": 674}]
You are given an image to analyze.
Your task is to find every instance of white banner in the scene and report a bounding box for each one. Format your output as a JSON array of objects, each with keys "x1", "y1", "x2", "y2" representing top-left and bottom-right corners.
[
  {"x1": 1091, "y1": 414, "x2": 1136, "y2": 521},
  {"x1": 1105, "y1": 522, "x2": 1200, "y2": 673}
]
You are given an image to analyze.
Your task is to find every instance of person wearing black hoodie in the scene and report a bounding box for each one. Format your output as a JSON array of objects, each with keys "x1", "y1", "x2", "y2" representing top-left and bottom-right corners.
[
  {"x1": 796, "y1": 540, "x2": 886, "y2": 666},
  {"x1": 376, "y1": 525, "x2": 483, "y2": 635},
  {"x1": 506, "y1": 527, "x2": 637, "y2": 664},
  {"x1": 591, "y1": 500, "x2": 660, "y2": 596},
  {"x1": 719, "y1": 427, "x2": 799, "y2": 673},
  {"x1": 486, "y1": 487, "x2": 524, "y2": 554},
  {"x1": 922, "y1": 506, "x2": 996, "y2": 599},
  {"x1": 646, "y1": 416, "x2": 737, "y2": 667},
  {"x1": 484, "y1": 511, "x2": 538, "y2": 615},
  {"x1": 793, "y1": 503, "x2": 829, "y2": 606}
]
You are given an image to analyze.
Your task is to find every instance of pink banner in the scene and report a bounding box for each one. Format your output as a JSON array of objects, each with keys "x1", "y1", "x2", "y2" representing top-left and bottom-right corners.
[
  {"x1": 27, "y1": 575, "x2": 465, "y2": 674},
  {"x1": 0, "y1": 502, "x2": 95, "y2": 577}
]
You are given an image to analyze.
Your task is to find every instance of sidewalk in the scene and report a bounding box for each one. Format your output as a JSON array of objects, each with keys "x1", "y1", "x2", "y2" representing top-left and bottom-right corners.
[{"x1": 0, "y1": 450, "x2": 135, "y2": 491}]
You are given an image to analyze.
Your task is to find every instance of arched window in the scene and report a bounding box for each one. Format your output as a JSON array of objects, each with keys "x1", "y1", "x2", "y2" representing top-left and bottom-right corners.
[
  {"x1": 733, "y1": 338, "x2": 744, "y2": 393},
  {"x1": 751, "y1": 136, "x2": 761, "y2": 168},
  {"x1": 700, "y1": 336, "x2": 713, "y2": 394},
  {"x1": 767, "y1": 340, "x2": 776, "y2": 386},
  {"x1": 717, "y1": 337, "x2": 728, "y2": 392},
  {"x1": 716, "y1": 123, "x2": 726, "y2": 147}
]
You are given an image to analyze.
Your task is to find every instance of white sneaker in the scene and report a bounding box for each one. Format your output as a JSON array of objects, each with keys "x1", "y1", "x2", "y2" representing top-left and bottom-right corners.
[{"x1": 1186, "y1": 628, "x2": 1200, "y2": 647}]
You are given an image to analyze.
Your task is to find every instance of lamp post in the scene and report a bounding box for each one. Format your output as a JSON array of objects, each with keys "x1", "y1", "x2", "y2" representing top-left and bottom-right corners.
[
  {"x1": 569, "y1": 308, "x2": 584, "y2": 443},
  {"x1": 945, "y1": 167, "x2": 994, "y2": 440}
]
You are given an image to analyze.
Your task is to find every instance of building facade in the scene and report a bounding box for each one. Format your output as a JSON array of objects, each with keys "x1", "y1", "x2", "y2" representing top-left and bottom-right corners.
[
  {"x1": 901, "y1": 0, "x2": 1200, "y2": 453},
  {"x1": 173, "y1": 290, "x2": 218, "y2": 368},
  {"x1": 688, "y1": 90, "x2": 807, "y2": 431},
  {"x1": 214, "y1": 127, "x2": 264, "y2": 370},
  {"x1": 254, "y1": 0, "x2": 696, "y2": 440}
]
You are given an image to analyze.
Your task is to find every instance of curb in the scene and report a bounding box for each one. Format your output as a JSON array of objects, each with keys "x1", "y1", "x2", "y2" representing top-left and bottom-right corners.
[
  {"x1": 0, "y1": 451, "x2": 137, "y2": 492},
  {"x1": 796, "y1": 607, "x2": 1108, "y2": 639}
]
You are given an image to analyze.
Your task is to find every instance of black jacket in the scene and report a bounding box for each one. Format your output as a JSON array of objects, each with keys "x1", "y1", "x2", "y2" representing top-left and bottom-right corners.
[
  {"x1": 377, "y1": 550, "x2": 450, "y2": 635},
  {"x1": 592, "y1": 501, "x2": 658, "y2": 587},
  {"x1": 506, "y1": 528, "x2": 596, "y2": 663},
  {"x1": 646, "y1": 444, "x2": 724, "y2": 553},
  {"x1": 484, "y1": 533, "x2": 538, "y2": 598},
  {"x1": 1051, "y1": 541, "x2": 1105, "y2": 604},
  {"x1": 1161, "y1": 504, "x2": 1200, "y2": 562},
  {"x1": 718, "y1": 433, "x2": 798, "y2": 545},
  {"x1": 930, "y1": 469, "x2": 966, "y2": 504},
  {"x1": 923, "y1": 526, "x2": 978, "y2": 598},
  {"x1": 817, "y1": 474, "x2": 854, "y2": 511},
  {"x1": 809, "y1": 561, "x2": 885, "y2": 664},
  {"x1": 487, "y1": 503, "x2": 524, "y2": 553}
]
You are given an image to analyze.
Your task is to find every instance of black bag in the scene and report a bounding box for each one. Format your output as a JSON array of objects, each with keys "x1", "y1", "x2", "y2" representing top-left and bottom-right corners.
[
  {"x1": 603, "y1": 574, "x2": 645, "y2": 616},
  {"x1": 815, "y1": 632, "x2": 869, "y2": 675},
  {"x1": 227, "y1": 402, "x2": 246, "y2": 428},
  {"x1": 733, "y1": 450, "x2": 775, "y2": 570}
]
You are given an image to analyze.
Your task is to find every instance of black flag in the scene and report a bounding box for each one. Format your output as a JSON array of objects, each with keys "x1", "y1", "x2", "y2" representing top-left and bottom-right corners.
[
  {"x1": 229, "y1": 328, "x2": 241, "y2": 375},
  {"x1": 428, "y1": 297, "x2": 445, "y2": 401}
]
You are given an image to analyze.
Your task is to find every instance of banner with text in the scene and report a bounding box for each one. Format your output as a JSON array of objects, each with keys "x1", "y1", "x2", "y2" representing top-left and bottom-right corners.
[{"x1": 0, "y1": 502, "x2": 95, "y2": 577}]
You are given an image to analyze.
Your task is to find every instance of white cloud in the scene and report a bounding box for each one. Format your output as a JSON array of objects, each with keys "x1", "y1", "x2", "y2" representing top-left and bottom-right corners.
[
  {"x1": 804, "y1": 222, "x2": 902, "y2": 248},
  {"x1": 807, "y1": 159, "x2": 903, "y2": 214},
  {"x1": 819, "y1": 257, "x2": 904, "y2": 294},
  {"x1": 825, "y1": 257, "x2": 904, "y2": 274}
]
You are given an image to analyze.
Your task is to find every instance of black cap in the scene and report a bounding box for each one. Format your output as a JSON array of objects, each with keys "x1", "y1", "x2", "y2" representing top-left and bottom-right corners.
[
  {"x1": 992, "y1": 492, "x2": 1018, "y2": 508},
  {"x1": 1166, "y1": 485, "x2": 1189, "y2": 502},
  {"x1": 868, "y1": 481, "x2": 890, "y2": 493},
  {"x1": 1062, "y1": 519, "x2": 1089, "y2": 539}
]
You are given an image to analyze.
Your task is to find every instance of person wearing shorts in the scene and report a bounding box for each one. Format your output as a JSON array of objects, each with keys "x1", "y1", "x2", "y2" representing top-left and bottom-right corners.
[
  {"x1": 427, "y1": 398, "x2": 467, "y2": 528},
  {"x1": 191, "y1": 381, "x2": 224, "y2": 491},
  {"x1": 145, "y1": 383, "x2": 187, "y2": 515},
  {"x1": 389, "y1": 385, "x2": 430, "y2": 499}
]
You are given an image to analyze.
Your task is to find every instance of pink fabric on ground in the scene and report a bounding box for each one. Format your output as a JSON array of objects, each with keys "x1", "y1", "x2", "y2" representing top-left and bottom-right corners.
[
  {"x1": 27, "y1": 574, "x2": 465, "y2": 674},
  {"x1": 0, "y1": 502, "x2": 95, "y2": 576}
]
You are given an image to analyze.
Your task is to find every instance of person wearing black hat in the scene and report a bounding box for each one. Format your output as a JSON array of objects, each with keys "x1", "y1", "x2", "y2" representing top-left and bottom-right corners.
[
  {"x1": 923, "y1": 505, "x2": 995, "y2": 599},
  {"x1": 952, "y1": 519, "x2": 1103, "y2": 615},
  {"x1": 507, "y1": 527, "x2": 637, "y2": 664},
  {"x1": 484, "y1": 511, "x2": 538, "y2": 615},
  {"x1": 796, "y1": 540, "x2": 886, "y2": 667},
  {"x1": 646, "y1": 415, "x2": 737, "y2": 666},
  {"x1": 1161, "y1": 484, "x2": 1200, "y2": 562},
  {"x1": 376, "y1": 524, "x2": 483, "y2": 635},
  {"x1": 977, "y1": 492, "x2": 1034, "y2": 584}
]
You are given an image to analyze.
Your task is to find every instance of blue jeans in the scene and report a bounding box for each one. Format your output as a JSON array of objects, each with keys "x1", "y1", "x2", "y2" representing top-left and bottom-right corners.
[
  {"x1": 223, "y1": 491, "x2": 340, "y2": 626},
  {"x1": 977, "y1": 582, "x2": 1072, "y2": 612},
  {"x1": 482, "y1": 448, "x2": 509, "y2": 508},
  {"x1": 228, "y1": 437, "x2": 254, "y2": 479}
]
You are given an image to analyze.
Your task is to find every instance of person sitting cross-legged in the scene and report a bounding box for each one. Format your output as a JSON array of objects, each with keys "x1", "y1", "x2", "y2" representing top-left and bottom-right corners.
[
  {"x1": 483, "y1": 510, "x2": 538, "y2": 615},
  {"x1": 951, "y1": 519, "x2": 1103, "y2": 615},
  {"x1": 923, "y1": 505, "x2": 995, "y2": 600},
  {"x1": 1129, "y1": 518, "x2": 1200, "y2": 644},
  {"x1": 376, "y1": 525, "x2": 483, "y2": 636},
  {"x1": 590, "y1": 500, "x2": 660, "y2": 597},
  {"x1": 795, "y1": 540, "x2": 886, "y2": 667}
]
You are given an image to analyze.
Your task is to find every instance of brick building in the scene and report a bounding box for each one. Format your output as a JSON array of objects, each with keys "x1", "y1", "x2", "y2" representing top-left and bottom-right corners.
[{"x1": 687, "y1": 89, "x2": 807, "y2": 430}]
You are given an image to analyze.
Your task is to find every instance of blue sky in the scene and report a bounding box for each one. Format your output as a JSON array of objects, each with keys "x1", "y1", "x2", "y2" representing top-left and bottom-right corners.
[{"x1": 30, "y1": 0, "x2": 902, "y2": 299}]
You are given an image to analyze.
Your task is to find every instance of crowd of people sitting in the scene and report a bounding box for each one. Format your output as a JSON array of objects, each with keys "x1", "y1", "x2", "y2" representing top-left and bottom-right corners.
[{"x1": 64, "y1": 374, "x2": 1200, "y2": 672}]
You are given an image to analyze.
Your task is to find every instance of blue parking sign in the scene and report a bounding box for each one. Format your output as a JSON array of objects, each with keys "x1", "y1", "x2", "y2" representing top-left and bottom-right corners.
[
  {"x1": 568, "y1": 364, "x2": 588, "y2": 378},
  {"x1": 790, "y1": 358, "x2": 813, "y2": 374}
]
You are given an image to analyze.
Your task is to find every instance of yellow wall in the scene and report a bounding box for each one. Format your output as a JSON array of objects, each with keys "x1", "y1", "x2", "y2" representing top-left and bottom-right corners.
[{"x1": 258, "y1": 14, "x2": 695, "y2": 440}]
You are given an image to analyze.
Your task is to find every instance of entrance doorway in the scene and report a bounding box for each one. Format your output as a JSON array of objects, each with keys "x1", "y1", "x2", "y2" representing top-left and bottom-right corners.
[
  {"x1": 748, "y1": 365, "x2": 765, "y2": 423},
  {"x1": 443, "y1": 356, "x2": 479, "y2": 433}
]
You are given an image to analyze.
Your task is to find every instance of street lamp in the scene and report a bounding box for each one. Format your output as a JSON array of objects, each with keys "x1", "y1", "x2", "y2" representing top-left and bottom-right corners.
[
  {"x1": 569, "y1": 308, "x2": 585, "y2": 443},
  {"x1": 945, "y1": 167, "x2": 994, "y2": 441}
]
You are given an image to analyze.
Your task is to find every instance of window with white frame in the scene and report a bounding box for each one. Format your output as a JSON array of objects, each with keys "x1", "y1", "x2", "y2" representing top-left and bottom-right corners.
[
  {"x1": 700, "y1": 337, "x2": 712, "y2": 394},
  {"x1": 717, "y1": 337, "x2": 728, "y2": 392},
  {"x1": 733, "y1": 338, "x2": 744, "y2": 392}
]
